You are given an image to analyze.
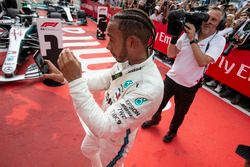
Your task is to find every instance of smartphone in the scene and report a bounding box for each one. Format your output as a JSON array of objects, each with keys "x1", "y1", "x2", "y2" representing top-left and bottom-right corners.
[{"x1": 33, "y1": 50, "x2": 49, "y2": 74}]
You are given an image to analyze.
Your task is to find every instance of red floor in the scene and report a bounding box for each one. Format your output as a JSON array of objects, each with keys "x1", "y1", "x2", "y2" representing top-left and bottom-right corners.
[{"x1": 0, "y1": 18, "x2": 249, "y2": 167}]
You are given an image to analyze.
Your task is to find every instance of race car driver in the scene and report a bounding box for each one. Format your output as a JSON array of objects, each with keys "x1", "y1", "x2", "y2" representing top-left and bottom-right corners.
[{"x1": 44, "y1": 8, "x2": 164, "y2": 167}]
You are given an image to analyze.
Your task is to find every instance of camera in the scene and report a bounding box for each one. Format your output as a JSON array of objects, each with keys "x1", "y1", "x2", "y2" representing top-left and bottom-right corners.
[{"x1": 167, "y1": 9, "x2": 209, "y2": 36}]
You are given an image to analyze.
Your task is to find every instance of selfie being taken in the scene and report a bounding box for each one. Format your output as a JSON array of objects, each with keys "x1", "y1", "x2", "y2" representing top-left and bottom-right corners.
[{"x1": 0, "y1": 0, "x2": 249, "y2": 166}]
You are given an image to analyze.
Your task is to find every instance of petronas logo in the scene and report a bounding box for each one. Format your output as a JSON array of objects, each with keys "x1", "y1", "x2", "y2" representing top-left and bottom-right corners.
[
  {"x1": 134, "y1": 98, "x2": 147, "y2": 106},
  {"x1": 124, "y1": 80, "x2": 133, "y2": 88}
]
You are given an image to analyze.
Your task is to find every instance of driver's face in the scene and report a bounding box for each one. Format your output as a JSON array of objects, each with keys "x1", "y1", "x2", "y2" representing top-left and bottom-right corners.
[{"x1": 106, "y1": 21, "x2": 128, "y2": 63}]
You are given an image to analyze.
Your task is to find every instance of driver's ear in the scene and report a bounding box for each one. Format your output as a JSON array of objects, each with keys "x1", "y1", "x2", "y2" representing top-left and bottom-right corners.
[{"x1": 127, "y1": 36, "x2": 139, "y2": 49}]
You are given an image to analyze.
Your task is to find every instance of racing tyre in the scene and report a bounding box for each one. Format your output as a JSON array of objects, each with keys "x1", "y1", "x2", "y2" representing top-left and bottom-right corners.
[
  {"x1": 48, "y1": 12, "x2": 62, "y2": 19},
  {"x1": 47, "y1": 6, "x2": 56, "y2": 13},
  {"x1": 6, "y1": 8, "x2": 20, "y2": 18},
  {"x1": 77, "y1": 10, "x2": 87, "y2": 25}
]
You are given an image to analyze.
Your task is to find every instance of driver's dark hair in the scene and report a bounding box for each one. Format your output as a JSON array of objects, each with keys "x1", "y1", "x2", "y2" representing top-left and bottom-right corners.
[{"x1": 110, "y1": 8, "x2": 156, "y2": 52}]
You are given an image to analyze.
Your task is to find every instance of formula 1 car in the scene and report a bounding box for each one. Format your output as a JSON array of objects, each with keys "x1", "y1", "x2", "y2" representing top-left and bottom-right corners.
[
  {"x1": 0, "y1": 13, "x2": 42, "y2": 82},
  {"x1": 46, "y1": 0, "x2": 87, "y2": 25},
  {"x1": 223, "y1": 19, "x2": 250, "y2": 56}
]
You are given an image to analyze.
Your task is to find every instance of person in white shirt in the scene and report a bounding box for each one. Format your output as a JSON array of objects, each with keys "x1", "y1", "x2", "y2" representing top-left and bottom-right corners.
[
  {"x1": 218, "y1": 14, "x2": 234, "y2": 36},
  {"x1": 142, "y1": 7, "x2": 226, "y2": 143},
  {"x1": 44, "y1": 8, "x2": 164, "y2": 167},
  {"x1": 150, "y1": 5, "x2": 163, "y2": 22}
]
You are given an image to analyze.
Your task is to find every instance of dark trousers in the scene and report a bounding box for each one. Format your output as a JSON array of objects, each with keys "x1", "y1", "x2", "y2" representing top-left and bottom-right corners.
[{"x1": 152, "y1": 76, "x2": 201, "y2": 134}]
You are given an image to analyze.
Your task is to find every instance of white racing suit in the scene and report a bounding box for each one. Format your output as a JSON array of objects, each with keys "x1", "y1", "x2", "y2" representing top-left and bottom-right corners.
[{"x1": 69, "y1": 56, "x2": 164, "y2": 167}]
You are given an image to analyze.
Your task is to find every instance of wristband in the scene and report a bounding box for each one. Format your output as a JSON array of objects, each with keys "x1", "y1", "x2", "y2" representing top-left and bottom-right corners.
[
  {"x1": 190, "y1": 39, "x2": 198, "y2": 45},
  {"x1": 170, "y1": 36, "x2": 179, "y2": 44}
]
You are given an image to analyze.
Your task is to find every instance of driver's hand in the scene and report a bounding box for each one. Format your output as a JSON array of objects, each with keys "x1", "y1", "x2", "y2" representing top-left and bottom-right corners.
[
  {"x1": 57, "y1": 48, "x2": 82, "y2": 83},
  {"x1": 43, "y1": 60, "x2": 65, "y2": 83}
]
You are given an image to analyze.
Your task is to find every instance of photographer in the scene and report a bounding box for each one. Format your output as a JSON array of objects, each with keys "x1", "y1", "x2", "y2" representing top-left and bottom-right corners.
[{"x1": 142, "y1": 7, "x2": 226, "y2": 143}]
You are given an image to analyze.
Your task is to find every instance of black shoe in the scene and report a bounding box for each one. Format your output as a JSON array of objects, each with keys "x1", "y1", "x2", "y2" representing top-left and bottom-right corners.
[
  {"x1": 240, "y1": 98, "x2": 250, "y2": 109},
  {"x1": 219, "y1": 89, "x2": 233, "y2": 98},
  {"x1": 231, "y1": 94, "x2": 242, "y2": 105},
  {"x1": 163, "y1": 131, "x2": 176, "y2": 143},
  {"x1": 141, "y1": 120, "x2": 160, "y2": 129}
]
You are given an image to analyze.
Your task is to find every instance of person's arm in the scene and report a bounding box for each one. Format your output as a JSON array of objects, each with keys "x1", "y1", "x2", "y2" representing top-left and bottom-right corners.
[
  {"x1": 84, "y1": 70, "x2": 112, "y2": 91},
  {"x1": 46, "y1": 48, "x2": 164, "y2": 138},
  {"x1": 128, "y1": 0, "x2": 134, "y2": 8},
  {"x1": 69, "y1": 78, "x2": 163, "y2": 138},
  {"x1": 234, "y1": 3, "x2": 250, "y2": 20},
  {"x1": 190, "y1": 41, "x2": 214, "y2": 66},
  {"x1": 167, "y1": 34, "x2": 182, "y2": 58},
  {"x1": 167, "y1": 43, "x2": 179, "y2": 58},
  {"x1": 45, "y1": 48, "x2": 112, "y2": 90}
]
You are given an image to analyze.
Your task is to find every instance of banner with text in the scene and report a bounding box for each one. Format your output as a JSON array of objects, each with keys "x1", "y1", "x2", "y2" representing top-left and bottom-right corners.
[
  {"x1": 153, "y1": 20, "x2": 171, "y2": 55},
  {"x1": 206, "y1": 48, "x2": 250, "y2": 97}
]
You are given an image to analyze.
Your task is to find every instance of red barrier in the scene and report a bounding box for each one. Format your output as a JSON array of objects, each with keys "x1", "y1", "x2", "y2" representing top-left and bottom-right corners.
[
  {"x1": 80, "y1": 0, "x2": 95, "y2": 17},
  {"x1": 153, "y1": 20, "x2": 171, "y2": 55},
  {"x1": 206, "y1": 48, "x2": 250, "y2": 97}
]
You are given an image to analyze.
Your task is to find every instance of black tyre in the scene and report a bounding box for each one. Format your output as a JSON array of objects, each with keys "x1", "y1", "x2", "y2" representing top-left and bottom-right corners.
[
  {"x1": 48, "y1": 12, "x2": 62, "y2": 19},
  {"x1": 47, "y1": 6, "x2": 56, "y2": 13},
  {"x1": 6, "y1": 8, "x2": 20, "y2": 18},
  {"x1": 77, "y1": 10, "x2": 86, "y2": 19},
  {"x1": 77, "y1": 10, "x2": 87, "y2": 25}
]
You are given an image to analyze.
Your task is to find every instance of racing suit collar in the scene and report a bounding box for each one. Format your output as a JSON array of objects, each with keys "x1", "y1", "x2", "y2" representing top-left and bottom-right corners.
[{"x1": 119, "y1": 54, "x2": 154, "y2": 73}]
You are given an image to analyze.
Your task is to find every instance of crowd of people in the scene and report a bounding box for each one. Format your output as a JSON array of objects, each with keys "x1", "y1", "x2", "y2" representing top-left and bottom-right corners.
[{"x1": 108, "y1": 0, "x2": 250, "y2": 111}]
